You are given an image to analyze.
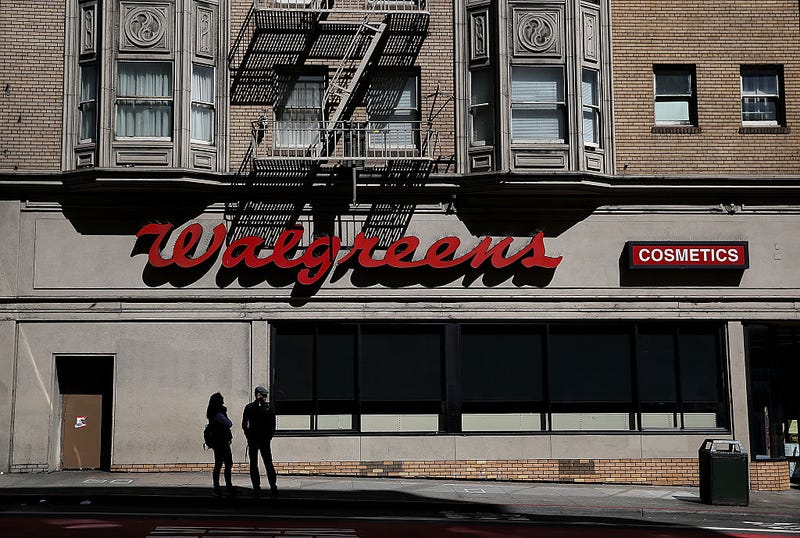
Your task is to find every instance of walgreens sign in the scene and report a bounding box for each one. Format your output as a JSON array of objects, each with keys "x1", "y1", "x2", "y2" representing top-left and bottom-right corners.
[
  {"x1": 627, "y1": 242, "x2": 749, "y2": 269},
  {"x1": 136, "y1": 223, "x2": 563, "y2": 286}
]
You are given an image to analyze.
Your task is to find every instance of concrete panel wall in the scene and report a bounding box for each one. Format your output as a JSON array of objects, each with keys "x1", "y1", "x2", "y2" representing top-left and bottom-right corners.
[
  {"x1": 12, "y1": 322, "x2": 251, "y2": 469},
  {"x1": 16, "y1": 209, "x2": 800, "y2": 297},
  {"x1": 0, "y1": 201, "x2": 20, "y2": 297},
  {"x1": 272, "y1": 433, "x2": 715, "y2": 463},
  {"x1": 0, "y1": 321, "x2": 16, "y2": 472}
]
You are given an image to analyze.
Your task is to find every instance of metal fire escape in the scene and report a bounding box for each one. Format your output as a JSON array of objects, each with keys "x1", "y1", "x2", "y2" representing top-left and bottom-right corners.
[{"x1": 228, "y1": 0, "x2": 432, "y2": 173}]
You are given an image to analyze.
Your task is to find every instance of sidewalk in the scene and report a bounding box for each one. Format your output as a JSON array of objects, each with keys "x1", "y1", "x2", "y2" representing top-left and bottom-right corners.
[{"x1": 0, "y1": 470, "x2": 797, "y2": 521}]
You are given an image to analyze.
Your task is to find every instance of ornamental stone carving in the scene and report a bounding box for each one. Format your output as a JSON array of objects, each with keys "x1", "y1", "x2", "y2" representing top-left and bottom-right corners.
[
  {"x1": 513, "y1": 10, "x2": 561, "y2": 57},
  {"x1": 120, "y1": 2, "x2": 171, "y2": 52},
  {"x1": 196, "y1": 6, "x2": 215, "y2": 58},
  {"x1": 583, "y1": 11, "x2": 599, "y2": 63},
  {"x1": 80, "y1": 3, "x2": 97, "y2": 55},
  {"x1": 470, "y1": 11, "x2": 488, "y2": 60}
]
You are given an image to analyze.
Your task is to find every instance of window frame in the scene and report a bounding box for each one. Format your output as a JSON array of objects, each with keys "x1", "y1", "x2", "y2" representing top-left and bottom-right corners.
[
  {"x1": 271, "y1": 321, "x2": 730, "y2": 435},
  {"x1": 78, "y1": 63, "x2": 98, "y2": 144},
  {"x1": 469, "y1": 68, "x2": 495, "y2": 147},
  {"x1": 581, "y1": 68, "x2": 601, "y2": 148},
  {"x1": 190, "y1": 63, "x2": 216, "y2": 144},
  {"x1": 653, "y1": 65, "x2": 697, "y2": 126},
  {"x1": 114, "y1": 60, "x2": 174, "y2": 141},
  {"x1": 274, "y1": 74, "x2": 325, "y2": 150},
  {"x1": 366, "y1": 72, "x2": 422, "y2": 151},
  {"x1": 740, "y1": 65, "x2": 785, "y2": 127},
  {"x1": 510, "y1": 65, "x2": 566, "y2": 144}
]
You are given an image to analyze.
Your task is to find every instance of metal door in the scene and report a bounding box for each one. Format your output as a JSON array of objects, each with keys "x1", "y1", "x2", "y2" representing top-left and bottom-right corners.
[{"x1": 61, "y1": 394, "x2": 102, "y2": 469}]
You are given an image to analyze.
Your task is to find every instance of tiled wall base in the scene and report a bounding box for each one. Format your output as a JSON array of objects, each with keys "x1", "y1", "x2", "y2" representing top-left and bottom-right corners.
[{"x1": 110, "y1": 459, "x2": 791, "y2": 491}]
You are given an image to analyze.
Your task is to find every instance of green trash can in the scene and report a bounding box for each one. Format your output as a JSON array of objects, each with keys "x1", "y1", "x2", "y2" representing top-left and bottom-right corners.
[{"x1": 698, "y1": 439, "x2": 749, "y2": 506}]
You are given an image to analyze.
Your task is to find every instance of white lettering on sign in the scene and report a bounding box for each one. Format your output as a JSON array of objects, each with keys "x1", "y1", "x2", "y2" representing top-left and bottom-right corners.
[{"x1": 628, "y1": 243, "x2": 748, "y2": 269}]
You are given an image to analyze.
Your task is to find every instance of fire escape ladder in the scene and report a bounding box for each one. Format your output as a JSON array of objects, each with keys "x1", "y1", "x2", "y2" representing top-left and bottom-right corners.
[{"x1": 324, "y1": 17, "x2": 387, "y2": 130}]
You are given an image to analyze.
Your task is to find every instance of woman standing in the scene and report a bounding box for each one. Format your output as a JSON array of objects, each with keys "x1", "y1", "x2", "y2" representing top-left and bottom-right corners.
[{"x1": 206, "y1": 392, "x2": 234, "y2": 495}]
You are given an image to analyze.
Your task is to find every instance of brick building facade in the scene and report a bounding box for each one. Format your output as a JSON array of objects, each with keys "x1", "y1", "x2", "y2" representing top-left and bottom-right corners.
[{"x1": 0, "y1": 0, "x2": 798, "y2": 491}]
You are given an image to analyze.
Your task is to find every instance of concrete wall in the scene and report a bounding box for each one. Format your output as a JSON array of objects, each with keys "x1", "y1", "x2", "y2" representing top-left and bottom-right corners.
[
  {"x1": 14, "y1": 208, "x2": 800, "y2": 308},
  {"x1": 271, "y1": 433, "x2": 719, "y2": 462},
  {"x1": 11, "y1": 322, "x2": 251, "y2": 470}
]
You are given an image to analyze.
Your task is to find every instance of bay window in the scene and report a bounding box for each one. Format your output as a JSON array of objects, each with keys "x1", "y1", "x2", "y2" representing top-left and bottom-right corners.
[
  {"x1": 78, "y1": 64, "x2": 97, "y2": 143},
  {"x1": 116, "y1": 62, "x2": 173, "y2": 139},
  {"x1": 510, "y1": 66, "x2": 565, "y2": 143},
  {"x1": 191, "y1": 64, "x2": 215, "y2": 143},
  {"x1": 582, "y1": 69, "x2": 600, "y2": 147},
  {"x1": 469, "y1": 69, "x2": 494, "y2": 146}
]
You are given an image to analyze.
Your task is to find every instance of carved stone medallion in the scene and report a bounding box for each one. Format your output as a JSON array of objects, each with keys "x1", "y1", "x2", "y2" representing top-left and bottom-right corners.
[
  {"x1": 513, "y1": 10, "x2": 561, "y2": 57},
  {"x1": 120, "y1": 2, "x2": 171, "y2": 52}
]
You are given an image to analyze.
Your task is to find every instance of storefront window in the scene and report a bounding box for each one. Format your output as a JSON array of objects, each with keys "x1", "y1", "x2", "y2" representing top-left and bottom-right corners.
[{"x1": 271, "y1": 322, "x2": 728, "y2": 434}]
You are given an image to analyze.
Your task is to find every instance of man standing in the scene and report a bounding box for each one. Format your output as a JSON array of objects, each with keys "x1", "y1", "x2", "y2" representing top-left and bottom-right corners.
[{"x1": 242, "y1": 386, "x2": 277, "y2": 496}]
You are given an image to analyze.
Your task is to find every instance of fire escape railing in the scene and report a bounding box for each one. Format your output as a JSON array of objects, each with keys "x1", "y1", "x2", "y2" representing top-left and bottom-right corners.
[
  {"x1": 251, "y1": 120, "x2": 435, "y2": 163},
  {"x1": 253, "y1": 0, "x2": 427, "y2": 13}
]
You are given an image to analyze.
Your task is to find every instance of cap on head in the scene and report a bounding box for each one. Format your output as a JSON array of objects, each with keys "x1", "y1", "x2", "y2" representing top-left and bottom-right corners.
[{"x1": 254, "y1": 386, "x2": 268, "y2": 396}]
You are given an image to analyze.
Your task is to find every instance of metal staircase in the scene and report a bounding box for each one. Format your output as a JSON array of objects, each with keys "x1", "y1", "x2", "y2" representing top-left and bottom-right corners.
[{"x1": 237, "y1": 0, "x2": 432, "y2": 170}]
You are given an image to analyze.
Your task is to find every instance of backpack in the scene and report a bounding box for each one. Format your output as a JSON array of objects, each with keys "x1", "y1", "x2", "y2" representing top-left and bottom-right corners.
[{"x1": 203, "y1": 423, "x2": 215, "y2": 450}]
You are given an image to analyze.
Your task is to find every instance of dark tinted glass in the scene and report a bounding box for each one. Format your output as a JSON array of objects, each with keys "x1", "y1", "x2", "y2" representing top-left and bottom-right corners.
[
  {"x1": 549, "y1": 327, "x2": 632, "y2": 402},
  {"x1": 317, "y1": 327, "x2": 355, "y2": 400},
  {"x1": 273, "y1": 328, "x2": 314, "y2": 401},
  {"x1": 655, "y1": 69, "x2": 692, "y2": 95},
  {"x1": 637, "y1": 330, "x2": 677, "y2": 402},
  {"x1": 360, "y1": 326, "x2": 442, "y2": 401},
  {"x1": 678, "y1": 329, "x2": 720, "y2": 402},
  {"x1": 461, "y1": 326, "x2": 543, "y2": 401}
]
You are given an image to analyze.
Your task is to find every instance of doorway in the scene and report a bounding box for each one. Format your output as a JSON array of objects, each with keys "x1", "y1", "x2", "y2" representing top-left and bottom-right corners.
[
  {"x1": 744, "y1": 325, "x2": 800, "y2": 482},
  {"x1": 56, "y1": 356, "x2": 114, "y2": 470}
]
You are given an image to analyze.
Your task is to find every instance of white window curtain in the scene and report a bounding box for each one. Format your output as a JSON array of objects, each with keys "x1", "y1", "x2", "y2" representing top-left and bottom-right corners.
[
  {"x1": 367, "y1": 75, "x2": 419, "y2": 149},
  {"x1": 116, "y1": 62, "x2": 173, "y2": 138},
  {"x1": 741, "y1": 68, "x2": 780, "y2": 124},
  {"x1": 511, "y1": 67, "x2": 565, "y2": 142},
  {"x1": 582, "y1": 69, "x2": 600, "y2": 146},
  {"x1": 79, "y1": 64, "x2": 97, "y2": 142},
  {"x1": 276, "y1": 77, "x2": 323, "y2": 148},
  {"x1": 191, "y1": 64, "x2": 215, "y2": 143}
]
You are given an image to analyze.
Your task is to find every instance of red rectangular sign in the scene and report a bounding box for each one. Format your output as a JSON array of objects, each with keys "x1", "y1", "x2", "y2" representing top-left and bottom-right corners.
[{"x1": 627, "y1": 242, "x2": 749, "y2": 269}]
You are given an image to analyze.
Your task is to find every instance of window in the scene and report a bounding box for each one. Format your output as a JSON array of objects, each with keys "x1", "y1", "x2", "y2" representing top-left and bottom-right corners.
[
  {"x1": 582, "y1": 69, "x2": 600, "y2": 147},
  {"x1": 78, "y1": 64, "x2": 97, "y2": 143},
  {"x1": 191, "y1": 64, "x2": 215, "y2": 143},
  {"x1": 275, "y1": 75, "x2": 324, "y2": 149},
  {"x1": 367, "y1": 74, "x2": 420, "y2": 150},
  {"x1": 116, "y1": 62, "x2": 173, "y2": 139},
  {"x1": 510, "y1": 66, "x2": 565, "y2": 143},
  {"x1": 637, "y1": 327, "x2": 724, "y2": 429},
  {"x1": 469, "y1": 69, "x2": 494, "y2": 146},
  {"x1": 272, "y1": 322, "x2": 728, "y2": 434},
  {"x1": 741, "y1": 66, "x2": 784, "y2": 125},
  {"x1": 654, "y1": 65, "x2": 696, "y2": 125}
]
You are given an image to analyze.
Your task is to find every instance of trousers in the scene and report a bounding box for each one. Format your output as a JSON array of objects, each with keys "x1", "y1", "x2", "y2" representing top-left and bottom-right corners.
[
  {"x1": 212, "y1": 444, "x2": 233, "y2": 488},
  {"x1": 248, "y1": 441, "x2": 277, "y2": 489}
]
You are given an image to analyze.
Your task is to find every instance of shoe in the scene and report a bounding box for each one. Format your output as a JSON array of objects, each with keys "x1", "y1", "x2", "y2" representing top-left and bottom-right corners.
[
  {"x1": 226, "y1": 486, "x2": 236, "y2": 496},
  {"x1": 252, "y1": 486, "x2": 261, "y2": 497},
  {"x1": 270, "y1": 485, "x2": 278, "y2": 497},
  {"x1": 213, "y1": 486, "x2": 223, "y2": 497}
]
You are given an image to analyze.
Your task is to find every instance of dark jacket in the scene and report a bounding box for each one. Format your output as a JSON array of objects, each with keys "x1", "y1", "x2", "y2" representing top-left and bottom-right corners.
[
  {"x1": 209, "y1": 410, "x2": 233, "y2": 448},
  {"x1": 241, "y1": 400, "x2": 276, "y2": 444}
]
